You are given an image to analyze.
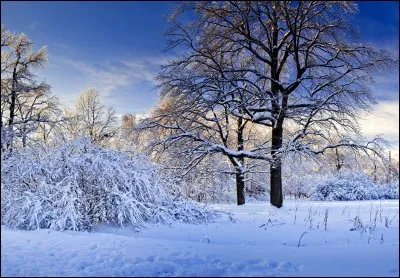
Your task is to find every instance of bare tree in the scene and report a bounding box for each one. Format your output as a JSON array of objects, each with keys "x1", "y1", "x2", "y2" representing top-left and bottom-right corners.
[
  {"x1": 63, "y1": 88, "x2": 117, "y2": 146},
  {"x1": 153, "y1": 1, "x2": 396, "y2": 208},
  {"x1": 1, "y1": 25, "x2": 59, "y2": 151},
  {"x1": 141, "y1": 64, "x2": 274, "y2": 205}
]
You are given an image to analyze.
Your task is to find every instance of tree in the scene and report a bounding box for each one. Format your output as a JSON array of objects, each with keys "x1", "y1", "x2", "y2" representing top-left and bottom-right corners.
[
  {"x1": 1, "y1": 25, "x2": 58, "y2": 151},
  {"x1": 34, "y1": 103, "x2": 64, "y2": 147},
  {"x1": 63, "y1": 88, "x2": 117, "y2": 146},
  {"x1": 154, "y1": 1, "x2": 396, "y2": 208},
  {"x1": 141, "y1": 80, "x2": 271, "y2": 205}
]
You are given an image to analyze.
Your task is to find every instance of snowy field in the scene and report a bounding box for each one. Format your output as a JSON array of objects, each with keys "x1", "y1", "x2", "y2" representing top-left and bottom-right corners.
[{"x1": 1, "y1": 200, "x2": 399, "y2": 277}]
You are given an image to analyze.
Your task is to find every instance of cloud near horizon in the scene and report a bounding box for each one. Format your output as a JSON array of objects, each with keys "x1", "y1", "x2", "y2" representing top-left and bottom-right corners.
[{"x1": 359, "y1": 100, "x2": 400, "y2": 160}]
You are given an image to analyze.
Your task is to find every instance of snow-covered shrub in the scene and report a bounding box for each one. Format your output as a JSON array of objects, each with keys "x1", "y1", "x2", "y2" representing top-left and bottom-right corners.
[
  {"x1": 284, "y1": 175, "x2": 315, "y2": 199},
  {"x1": 285, "y1": 171, "x2": 399, "y2": 201},
  {"x1": 1, "y1": 137, "x2": 217, "y2": 231},
  {"x1": 377, "y1": 180, "x2": 399, "y2": 200},
  {"x1": 309, "y1": 171, "x2": 380, "y2": 201},
  {"x1": 159, "y1": 154, "x2": 237, "y2": 204}
]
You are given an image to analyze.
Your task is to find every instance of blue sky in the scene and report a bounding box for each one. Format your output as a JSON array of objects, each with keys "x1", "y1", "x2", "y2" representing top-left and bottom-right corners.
[
  {"x1": 1, "y1": 1, "x2": 399, "y2": 155},
  {"x1": 1, "y1": 1, "x2": 181, "y2": 114}
]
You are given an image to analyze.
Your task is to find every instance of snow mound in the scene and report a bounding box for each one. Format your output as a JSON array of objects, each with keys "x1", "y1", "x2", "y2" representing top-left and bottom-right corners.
[{"x1": 1, "y1": 137, "x2": 217, "y2": 231}]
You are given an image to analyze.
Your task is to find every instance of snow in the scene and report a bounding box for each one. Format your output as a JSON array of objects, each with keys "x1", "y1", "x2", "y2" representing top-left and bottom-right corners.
[
  {"x1": 1, "y1": 200, "x2": 399, "y2": 277},
  {"x1": 1, "y1": 137, "x2": 215, "y2": 231}
]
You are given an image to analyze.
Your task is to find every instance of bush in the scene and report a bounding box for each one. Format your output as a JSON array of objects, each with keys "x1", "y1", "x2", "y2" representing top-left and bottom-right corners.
[
  {"x1": 378, "y1": 180, "x2": 399, "y2": 200},
  {"x1": 309, "y1": 171, "x2": 399, "y2": 201},
  {"x1": 285, "y1": 175, "x2": 315, "y2": 199},
  {"x1": 1, "y1": 137, "x2": 217, "y2": 231},
  {"x1": 159, "y1": 153, "x2": 237, "y2": 204}
]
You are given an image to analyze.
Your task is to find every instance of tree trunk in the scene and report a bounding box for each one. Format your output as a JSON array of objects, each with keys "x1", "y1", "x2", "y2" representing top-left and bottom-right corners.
[
  {"x1": 22, "y1": 131, "x2": 27, "y2": 148},
  {"x1": 43, "y1": 124, "x2": 47, "y2": 143},
  {"x1": 7, "y1": 90, "x2": 16, "y2": 149},
  {"x1": 335, "y1": 148, "x2": 342, "y2": 171},
  {"x1": 270, "y1": 124, "x2": 283, "y2": 208},
  {"x1": 236, "y1": 115, "x2": 245, "y2": 205},
  {"x1": 7, "y1": 64, "x2": 18, "y2": 150},
  {"x1": 269, "y1": 7, "x2": 284, "y2": 208},
  {"x1": 236, "y1": 172, "x2": 245, "y2": 205}
]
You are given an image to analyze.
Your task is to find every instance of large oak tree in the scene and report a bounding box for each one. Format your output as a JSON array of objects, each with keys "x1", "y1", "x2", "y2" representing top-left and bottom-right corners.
[{"x1": 143, "y1": 1, "x2": 397, "y2": 207}]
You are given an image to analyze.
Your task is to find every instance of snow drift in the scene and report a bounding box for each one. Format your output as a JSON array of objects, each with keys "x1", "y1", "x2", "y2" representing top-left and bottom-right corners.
[{"x1": 1, "y1": 137, "x2": 217, "y2": 231}]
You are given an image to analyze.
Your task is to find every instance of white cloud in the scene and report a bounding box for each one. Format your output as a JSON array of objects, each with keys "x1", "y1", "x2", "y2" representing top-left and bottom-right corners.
[
  {"x1": 359, "y1": 100, "x2": 400, "y2": 160},
  {"x1": 53, "y1": 55, "x2": 163, "y2": 97}
]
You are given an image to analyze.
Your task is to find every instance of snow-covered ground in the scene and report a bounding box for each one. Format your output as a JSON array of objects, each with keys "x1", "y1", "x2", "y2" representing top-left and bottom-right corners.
[{"x1": 1, "y1": 200, "x2": 399, "y2": 277}]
